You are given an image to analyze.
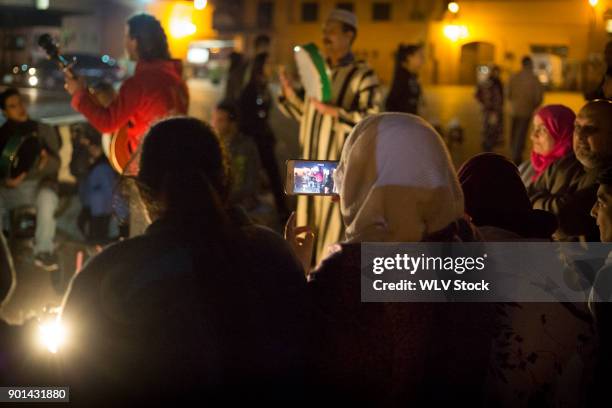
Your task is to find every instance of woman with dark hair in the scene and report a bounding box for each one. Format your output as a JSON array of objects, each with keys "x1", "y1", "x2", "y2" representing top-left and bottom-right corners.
[
  {"x1": 385, "y1": 44, "x2": 424, "y2": 114},
  {"x1": 58, "y1": 117, "x2": 310, "y2": 404},
  {"x1": 458, "y1": 152, "x2": 557, "y2": 240}
]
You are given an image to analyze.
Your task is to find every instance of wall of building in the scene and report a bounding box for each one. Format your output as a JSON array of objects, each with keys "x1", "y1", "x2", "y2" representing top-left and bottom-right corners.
[{"x1": 233, "y1": 0, "x2": 611, "y2": 87}]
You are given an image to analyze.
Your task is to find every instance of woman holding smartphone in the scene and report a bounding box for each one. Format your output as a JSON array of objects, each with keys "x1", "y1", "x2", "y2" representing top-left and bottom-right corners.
[{"x1": 286, "y1": 113, "x2": 495, "y2": 405}]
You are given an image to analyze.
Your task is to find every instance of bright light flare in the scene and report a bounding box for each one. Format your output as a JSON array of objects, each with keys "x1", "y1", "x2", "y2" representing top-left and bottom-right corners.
[
  {"x1": 443, "y1": 24, "x2": 468, "y2": 42},
  {"x1": 28, "y1": 76, "x2": 39, "y2": 86},
  {"x1": 187, "y1": 47, "x2": 210, "y2": 64},
  {"x1": 38, "y1": 320, "x2": 66, "y2": 354},
  {"x1": 448, "y1": 2, "x2": 460, "y2": 13},
  {"x1": 28, "y1": 67, "x2": 36, "y2": 75},
  {"x1": 194, "y1": 0, "x2": 207, "y2": 10},
  {"x1": 589, "y1": 0, "x2": 598, "y2": 7},
  {"x1": 170, "y1": 19, "x2": 196, "y2": 38}
]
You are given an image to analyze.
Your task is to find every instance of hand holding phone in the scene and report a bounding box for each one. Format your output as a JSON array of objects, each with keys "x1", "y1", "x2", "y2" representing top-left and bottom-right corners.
[{"x1": 284, "y1": 212, "x2": 315, "y2": 273}]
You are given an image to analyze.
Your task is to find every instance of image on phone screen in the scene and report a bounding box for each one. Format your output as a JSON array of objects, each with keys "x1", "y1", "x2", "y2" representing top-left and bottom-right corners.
[{"x1": 286, "y1": 160, "x2": 339, "y2": 195}]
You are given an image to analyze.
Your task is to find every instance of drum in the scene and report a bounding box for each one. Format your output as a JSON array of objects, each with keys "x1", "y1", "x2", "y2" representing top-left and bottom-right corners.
[
  {"x1": 0, "y1": 135, "x2": 41, "y2": 180},
  {"x1": 294, "y1": 43, "x2": 332, "y2": 103}
]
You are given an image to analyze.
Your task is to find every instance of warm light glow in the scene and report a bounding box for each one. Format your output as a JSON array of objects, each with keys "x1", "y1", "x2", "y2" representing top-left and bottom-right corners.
[
  {"x1": 589, "y1": 0, "x2": 598, "y2": 7},
  {"x1": 194, "y1": 0, "x2": 207, "y2": 10},
  {"x1": 168, "y1": 3, "x2": 197, "y2": 38},
  {"x1": 448, "y1": 2, "x2": 460, "y2": 14},
  {"x1": 170, "y1": 19, "x2": 197, "y2": 38},
  {"x1": 28, "y1": 76, "x2": 39, "y2": 86},
  {"x1": 187, "y1": 47, "x2": 210, "y2": 64},
  {"x1": 28, "y1": 67, "x2": 36, "y2": 75},
  {"x1": 38, "y1": 320, "x2": 66, "y2": 354},
  {"x1": 607, "y1": 19, "x2": 612, "y2": 33},
  {"x1": 443, "y1": 24, "x2": 468, "y2": 41}
]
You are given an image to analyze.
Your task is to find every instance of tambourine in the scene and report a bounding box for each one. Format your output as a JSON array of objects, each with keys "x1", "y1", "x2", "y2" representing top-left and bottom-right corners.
[
  {"x1": 294, "y1": 43, "x2": 332, "y2": 103},
  {"x1": 0, "y1": 135, "x2": 42, "y2": 180}
]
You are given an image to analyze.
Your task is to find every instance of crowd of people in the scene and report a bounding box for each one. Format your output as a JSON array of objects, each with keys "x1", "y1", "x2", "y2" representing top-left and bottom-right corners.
[{"x1": 1, "y1": 7, "x2": 612, "y2": 406}]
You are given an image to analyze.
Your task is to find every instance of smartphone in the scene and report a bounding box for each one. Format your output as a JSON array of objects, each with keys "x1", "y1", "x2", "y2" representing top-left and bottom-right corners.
[{"x1": 285, "y1": 159, "x2": 339, "y2": 196}]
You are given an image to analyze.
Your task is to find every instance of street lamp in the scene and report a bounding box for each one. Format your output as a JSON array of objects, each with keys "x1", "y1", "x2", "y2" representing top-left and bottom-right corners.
[
  {"x1": 448, "y1": 2, "x2": 460, "y2": 14},
  {"x1": 443, "y1": 24, "x2": 468, "y2": 42}
]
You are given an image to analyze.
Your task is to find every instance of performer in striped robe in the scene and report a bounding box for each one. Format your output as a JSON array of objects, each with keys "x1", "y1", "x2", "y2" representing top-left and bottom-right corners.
[{"x1": 279, "y1": 9, "x2": 381, "y2": 262}]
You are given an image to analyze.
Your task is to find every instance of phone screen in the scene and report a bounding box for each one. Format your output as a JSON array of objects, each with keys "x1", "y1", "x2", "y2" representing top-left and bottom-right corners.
[{"x1": 286, "y1": 160, "x2": 339, "y2": 196}]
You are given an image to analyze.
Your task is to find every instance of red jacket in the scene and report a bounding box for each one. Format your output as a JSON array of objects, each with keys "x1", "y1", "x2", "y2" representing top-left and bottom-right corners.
[{"x1": 71, "y1": 59, "x2": 189, "y2": 152}]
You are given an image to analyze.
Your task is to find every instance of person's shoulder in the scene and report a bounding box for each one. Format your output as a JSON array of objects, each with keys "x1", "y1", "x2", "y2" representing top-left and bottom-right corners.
[
  {"x1": 241, "y1": 224, "x2": 292, "y2": 253},
  {"x1": 353, "y1": 60, "x2": 377, "y2": 76},
  {"x1": 310, "y1": 243, "x2": 361, "y2": 282},
  {"x1": 518, "y1": 159, "x2": 531, "y2": 172},
  {"x1": 555, "y1": 153, "x2": 581, "y2": 171},
  {"x1": 35, "y1": 121, "x2": 56, "y2": 137}
]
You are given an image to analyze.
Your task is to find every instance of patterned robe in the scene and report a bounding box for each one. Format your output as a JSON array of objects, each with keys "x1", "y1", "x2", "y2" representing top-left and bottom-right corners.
[{"x1": 279, "y1": 53, "x2": 381, "y2": 262}]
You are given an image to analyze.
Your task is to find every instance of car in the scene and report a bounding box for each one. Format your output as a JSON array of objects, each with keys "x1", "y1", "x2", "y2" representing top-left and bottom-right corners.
[{"x1": 2, "y1": 53, "x2": 125, "y2": 89}]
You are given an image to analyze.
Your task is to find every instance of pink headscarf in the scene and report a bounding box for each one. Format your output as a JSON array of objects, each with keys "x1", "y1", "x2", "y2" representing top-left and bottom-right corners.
[{"x1": 530, "y1": 104, "x2": 575, "y2": 181}]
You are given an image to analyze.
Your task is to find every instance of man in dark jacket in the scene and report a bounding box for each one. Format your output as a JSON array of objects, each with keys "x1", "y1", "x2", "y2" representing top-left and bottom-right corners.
[
  {"x1": 530, "y1": 100, "x2": 612, "y2": 241},
  {"x1": 508, "y1": 56, "x2": 544, "y2": 164},
  {"x1": 0, "y1": 88, "x2": 61, "y2": 270}
]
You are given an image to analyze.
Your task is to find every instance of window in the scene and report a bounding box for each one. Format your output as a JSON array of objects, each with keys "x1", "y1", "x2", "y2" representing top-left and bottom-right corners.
[
  {"x1": 257, "y1": 1, "x2": 274, "y2": 28},
  {"x1": 372, "y1": 2, "x2": 391, "y2": 21},
  {"x1": 336, "y1": 2, "x2": 353, "y2": 12},
  {"x1": 301, "y1": 2, "x2": 319, "y2": 22}
]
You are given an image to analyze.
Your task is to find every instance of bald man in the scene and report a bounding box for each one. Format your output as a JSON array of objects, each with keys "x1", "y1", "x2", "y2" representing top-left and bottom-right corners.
[
  {"x1": 574, "y1": 100, "x2": 612, "y2": 169},
  {"x1": 530, "y1": 100, "x2": 612, "y2": 241}
]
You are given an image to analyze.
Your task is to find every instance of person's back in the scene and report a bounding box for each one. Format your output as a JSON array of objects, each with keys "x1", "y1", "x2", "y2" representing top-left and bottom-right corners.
[
  {"x1": 509, "y1": 68, "x2": 543, "y2": 118},
  {"x1": 298, "y1": 113, "x2": 496, "y2": 405},
  {"x1": 60, "y1": 213, "x2": 309, "y2": 402},
  {"x1": 57, "y1": 118, "x2": 310, "y2": 404}
]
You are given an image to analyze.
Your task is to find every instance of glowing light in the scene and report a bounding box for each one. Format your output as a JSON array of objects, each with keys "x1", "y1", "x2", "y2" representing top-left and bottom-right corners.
[
  {"x1": 187, "y1": 47, "x2": 210, "y2": 64},
  {"x1": 28, "y1": 67, "x2": 36, "y2": 75},
  {"x1": 194, "y1": 0, "x2": 207, "y2": 10},
  {"x1": 170, "y1": 20, "x2": 196, "y2": 38},
  {"x1": 21, "y1": 64, "x2": 28, "y2": 72},
  {"x1": 293, "y1": 46, "x2": 301, "y2": 52},
  {"x1": 443, "y1": 24, "x2": 468, "y2": 41},
  {"x1": 28, "y1": 75, "x2": 39, "y2": 87},
  {"x1": 607, "y1": 19, "x2": 612, "y2": 33},
  {"x1": 36, "y1": 0, "x2": 49, "y2": 10},
  {"x1": 589, "y1": 0, "x2": 598, "y2": 7},
  {"x1": 101, "y1": 54, "x2": 110, "y2": 63},
  {"x1": 448, "y1": 2, "x2": 460, "y2": 14},
  {"x1": 38, "y1": 320, "x2": 66, "y2": 354},
  {"x1": 169, "y1": 3, "x2": 197, "y2": 38},
  {"x1": 12, "y1": 67, "x2": 19, "y2": 74}
]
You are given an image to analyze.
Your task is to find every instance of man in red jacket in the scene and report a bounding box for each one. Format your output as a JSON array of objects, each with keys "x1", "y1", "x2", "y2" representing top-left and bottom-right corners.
[
  {"x1": 64, "y1": 13, "x2": 189, "y2": 171},
  {"x1": 65, "y1": 13, "x2": 188, "y2": 236}
]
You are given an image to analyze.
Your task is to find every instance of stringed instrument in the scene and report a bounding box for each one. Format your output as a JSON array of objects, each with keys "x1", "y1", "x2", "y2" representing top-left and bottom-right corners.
[
  {"x1": 38, "y1": 33, "x2": 131, "y2": 174},
  {"x1": 0, "y1": 130, "x2": 41, "y2": 180}
]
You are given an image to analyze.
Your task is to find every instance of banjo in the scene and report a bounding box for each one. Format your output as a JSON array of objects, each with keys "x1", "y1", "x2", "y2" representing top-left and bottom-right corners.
[
  {"x1": 293, "y1": 43, "x2": 332, "y2": 103},
  {"x1": 38, "y1": 33, "x2": 131, "y2": 174},
  {"x1": 0, "y1": 130, "x2": 41, "y2": 180}
]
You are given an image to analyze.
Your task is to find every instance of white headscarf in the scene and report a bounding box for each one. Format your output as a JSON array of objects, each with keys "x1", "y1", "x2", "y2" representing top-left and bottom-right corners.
[{"x1": 335, "y1": 113, "x2": 464, "y2": 243}]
